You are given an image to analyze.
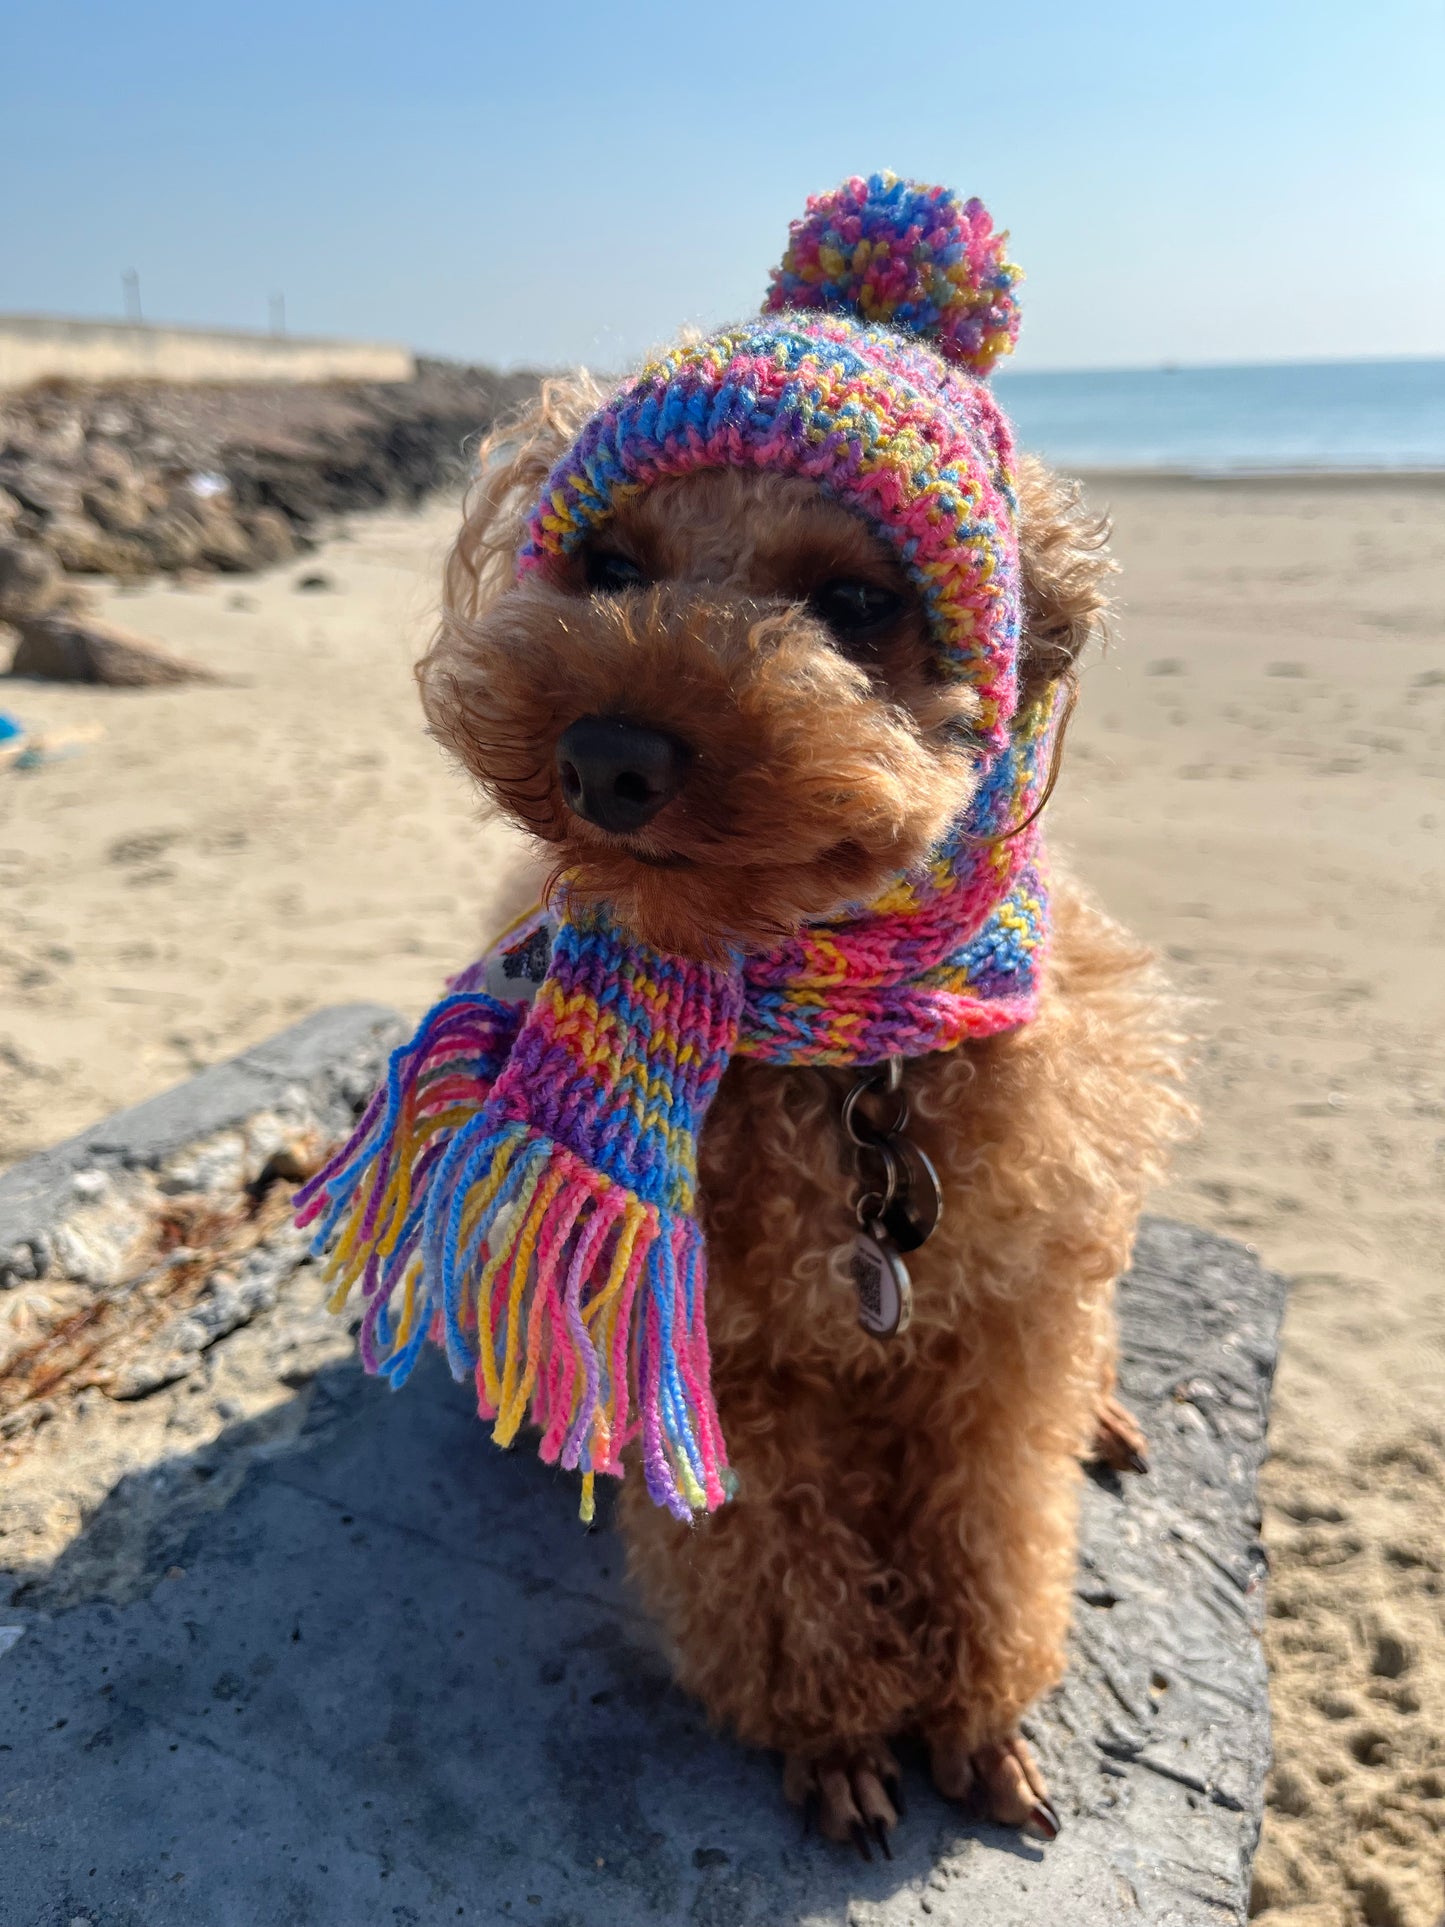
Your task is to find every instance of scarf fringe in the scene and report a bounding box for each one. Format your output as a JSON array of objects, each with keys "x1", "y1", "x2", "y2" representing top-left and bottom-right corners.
[{"x1": 294, "y1": 992, "x2": 729, "y2": 1524}]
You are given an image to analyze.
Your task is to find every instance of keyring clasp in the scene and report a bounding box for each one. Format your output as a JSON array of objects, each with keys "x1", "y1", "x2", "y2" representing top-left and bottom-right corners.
[{"x1": 842, "y1": 1055, "x2": 909, "y2": 1145}]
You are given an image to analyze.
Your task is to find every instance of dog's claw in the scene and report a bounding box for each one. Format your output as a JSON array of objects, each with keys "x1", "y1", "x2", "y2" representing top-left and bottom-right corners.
[
  {"x1": 929, "y1": 1730, "x2": 1059, "y2": 1841},
  {"x1": 885, "y1": 1772, "x2": 906, "y2": 1819},
  {"x1": 1024, "y1": 1798, "x2": 1061, "y2": 1842},
  {"x1": 786, "y1": 1741, "x2": 900, "y2": 1854},
  {"x1": 1090, "y1": 1393, "x2": 1150, "y2": 1476}
]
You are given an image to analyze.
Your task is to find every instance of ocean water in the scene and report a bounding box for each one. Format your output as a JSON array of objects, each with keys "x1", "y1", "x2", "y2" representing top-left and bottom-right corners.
[{"x1": 992, "y1": 357, "x2": 1445, "y2": 474}]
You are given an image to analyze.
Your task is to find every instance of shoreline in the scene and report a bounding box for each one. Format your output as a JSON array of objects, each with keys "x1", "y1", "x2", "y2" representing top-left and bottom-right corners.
[{"x1": 1070, "y1": 463, "x2": 1445, "y2": 487}]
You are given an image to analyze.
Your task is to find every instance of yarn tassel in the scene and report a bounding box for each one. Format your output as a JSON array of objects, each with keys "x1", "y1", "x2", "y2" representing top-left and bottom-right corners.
[
  {"x1": 295, "y1": 990, "x2": 730, "y2": 1521},
  {"x1": 294, "y1": 992, "x2": 525, "y2": 1380},
  {"x1": 424, "y1": 1119, "x2": 728, "y2": 1521}
]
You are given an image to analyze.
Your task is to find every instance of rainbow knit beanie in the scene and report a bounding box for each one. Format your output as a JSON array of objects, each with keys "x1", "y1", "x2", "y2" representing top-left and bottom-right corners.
[
  {"x1": 300, "y1": 174, "x2": 1048, "y2": 1524},
  {"x1": 521, "y1": 171, "x2": 1024, "y2": 746}
]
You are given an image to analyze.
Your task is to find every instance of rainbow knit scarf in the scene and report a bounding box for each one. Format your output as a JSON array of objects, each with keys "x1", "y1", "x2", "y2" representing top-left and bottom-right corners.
[
  {"x1": 298, "y1": 172, "x2": 1051, "y2": 1520},
  {"x1": 295, "y1": 687, "x2": 1061, "y2": 1522}
]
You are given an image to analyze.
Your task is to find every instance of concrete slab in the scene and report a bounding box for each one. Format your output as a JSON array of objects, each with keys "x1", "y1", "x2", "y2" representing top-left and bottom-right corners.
[
  {"x1": 0, "y1": 1223, "x2": 1282, "y2": 1927},
  {"x1": 0, "y1": 1015, "x2": 1286, "y2": 1927}
]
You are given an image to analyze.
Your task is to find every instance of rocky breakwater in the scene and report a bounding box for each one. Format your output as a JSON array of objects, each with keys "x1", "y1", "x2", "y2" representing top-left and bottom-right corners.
[
  {"x1": 0, "y1": 359, "x2": 539, "y2": 657},
  {"x1": 0, "y1": 358, "x2": 539, "y2": 682}
]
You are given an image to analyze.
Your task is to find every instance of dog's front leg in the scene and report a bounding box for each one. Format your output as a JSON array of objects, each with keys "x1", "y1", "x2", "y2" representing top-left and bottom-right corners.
[
  {"x1": 618, "y1": 1423, "x2": 916, "y2": 1852},
  {"x1": 895, "y1": 1377, "x2": 1082, "y2": 1841}
]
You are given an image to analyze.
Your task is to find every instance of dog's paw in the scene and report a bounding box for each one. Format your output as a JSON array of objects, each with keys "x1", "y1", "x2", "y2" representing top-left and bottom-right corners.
[
  {"x1": 1089, "y1": 1391, "x2": 1149, "y2": 1475},
  {"x1": 927, "y1": 1730, "x2": 1060, "y2": 1841},
  {"x1": 784, "y1": 1740, "x2": 902, "y2": 1859}
]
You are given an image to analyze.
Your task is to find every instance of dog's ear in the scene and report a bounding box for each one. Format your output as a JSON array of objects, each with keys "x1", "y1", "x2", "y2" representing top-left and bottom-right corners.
[
  {"x1": 442, "y1": 371, "x2": 606, "y2": 626},
  {"x1": 1015, "y1": 454, "x2": 1115, "y2": 696}
]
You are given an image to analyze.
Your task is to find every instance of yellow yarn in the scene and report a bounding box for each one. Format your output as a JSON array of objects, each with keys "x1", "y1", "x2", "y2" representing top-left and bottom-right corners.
[{"x1": 495, "y1": 1166, "x2": 568, "y2": 1443}]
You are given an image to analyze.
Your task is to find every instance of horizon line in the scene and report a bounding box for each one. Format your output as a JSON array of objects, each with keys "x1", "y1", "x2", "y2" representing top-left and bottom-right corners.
[
  {"x1": 6, "y1": 309, "x2": 1443, "y2": 382},
  {"x1": 996, "y1": 351, "x2": 1445, "y2": 378}
]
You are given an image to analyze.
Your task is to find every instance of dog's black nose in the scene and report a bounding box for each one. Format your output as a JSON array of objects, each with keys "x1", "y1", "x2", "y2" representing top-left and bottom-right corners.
[{"x1": 555, "y1": 715, "x2": 690, "y2": 834}]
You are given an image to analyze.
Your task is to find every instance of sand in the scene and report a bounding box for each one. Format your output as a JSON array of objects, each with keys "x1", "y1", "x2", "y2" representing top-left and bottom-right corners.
[
  {"x1": 1052, "y1": 476, "x2": 1445, "y2": 1927},
  {"x1": 2, "y1": 476, "x2": 1442, "y2": 1925}
]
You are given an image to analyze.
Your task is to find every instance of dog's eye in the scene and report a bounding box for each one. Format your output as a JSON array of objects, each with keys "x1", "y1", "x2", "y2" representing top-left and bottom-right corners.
[
  {"x1": 809, "y1": 579, "x2": 903, "y2": 650},
  {"x1": 584, "y1": 550, "x2": 648, "y2": 594}
]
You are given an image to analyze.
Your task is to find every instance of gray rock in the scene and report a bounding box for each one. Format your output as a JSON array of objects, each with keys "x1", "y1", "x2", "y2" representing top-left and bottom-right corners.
[
  {"x1": 0, "y1": 458, "x2": 81, "y2": 522},
  {"x1": 8, "y1": 610, "x2": 216, "y2": 685},
  {"x1": 82, "y1": 439, "x2": 141, "y2": 486},
  {"x1": 78, "y1": 441, "x2": 155, "y2": 537},
  {"x1": 0, "y1": 538, "x2": 63, "y2": 622},
  {"x1": 36, "y1": 514, "x2": 147, "y2": 577},
  {"x1": 81, "y1": 475, "x2": 153, "y2": 537},
  {"x1": 237, "y1": 505, "x2": 296, "y2": 565},
  {"x1": 131, "y1": 509, "x2": 205, "y2": 572},
  {"x1": 159, "y1": 1238, "x2": 298, "y2": 1356},
  {"x1": 188, "y1": 502, "x2": 261, "y2": 573},
  {"x1": 105, "y1": 1349, "x2": 204, "y2": 1401},
  {"x1": 0, "y1": 1004, "x2": 402, "y2": 1290}
]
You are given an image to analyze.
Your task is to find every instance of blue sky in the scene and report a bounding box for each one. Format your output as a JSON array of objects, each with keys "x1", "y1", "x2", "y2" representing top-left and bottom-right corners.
[{"x1": 3, "y1": 0, "x2": 1441, "y2": 371}]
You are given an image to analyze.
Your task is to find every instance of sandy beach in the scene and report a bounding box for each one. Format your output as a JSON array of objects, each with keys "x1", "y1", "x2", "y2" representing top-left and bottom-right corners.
[{"x1": 2, "y1": 473, "x2": 1442, "y2": 1924}]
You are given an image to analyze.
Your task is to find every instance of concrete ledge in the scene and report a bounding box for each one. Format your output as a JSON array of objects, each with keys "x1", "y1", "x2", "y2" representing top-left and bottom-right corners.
[
  {"x1": 0, "y1": 314, "x2": 415, "y2": 390},
  {"x1": 0, "y1": 1012, "x2": 1285, "y2": 1926}
]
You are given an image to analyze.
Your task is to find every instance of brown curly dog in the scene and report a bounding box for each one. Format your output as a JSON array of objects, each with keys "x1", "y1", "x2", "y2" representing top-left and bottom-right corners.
[{"x1": 417, "y1": 371, "x2": 1188, "y2": 1853}]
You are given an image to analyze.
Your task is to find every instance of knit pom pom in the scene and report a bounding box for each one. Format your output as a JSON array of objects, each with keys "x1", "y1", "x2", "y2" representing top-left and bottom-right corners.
[{"x1": 763, "y1": 171, "x2": 1022, "y2": 376}]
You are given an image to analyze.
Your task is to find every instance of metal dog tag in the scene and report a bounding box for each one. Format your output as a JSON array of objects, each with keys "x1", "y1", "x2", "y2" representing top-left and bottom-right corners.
[
  {"x1": 850, "y1": 1224, "x2": 913, "y2": 1339},
  {"x1": 880, "y1": 1136, "x2": 944, "y2": 1253}
]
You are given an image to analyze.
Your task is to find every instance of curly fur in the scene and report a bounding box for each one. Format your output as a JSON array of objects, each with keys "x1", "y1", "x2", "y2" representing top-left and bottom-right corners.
[
  {"x1": 623, "y1": 888, "x2": 1186, "y2": 1760},
  {"x1": 420, "y1": 372, "x2": 1188, "y2": 1821}
]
